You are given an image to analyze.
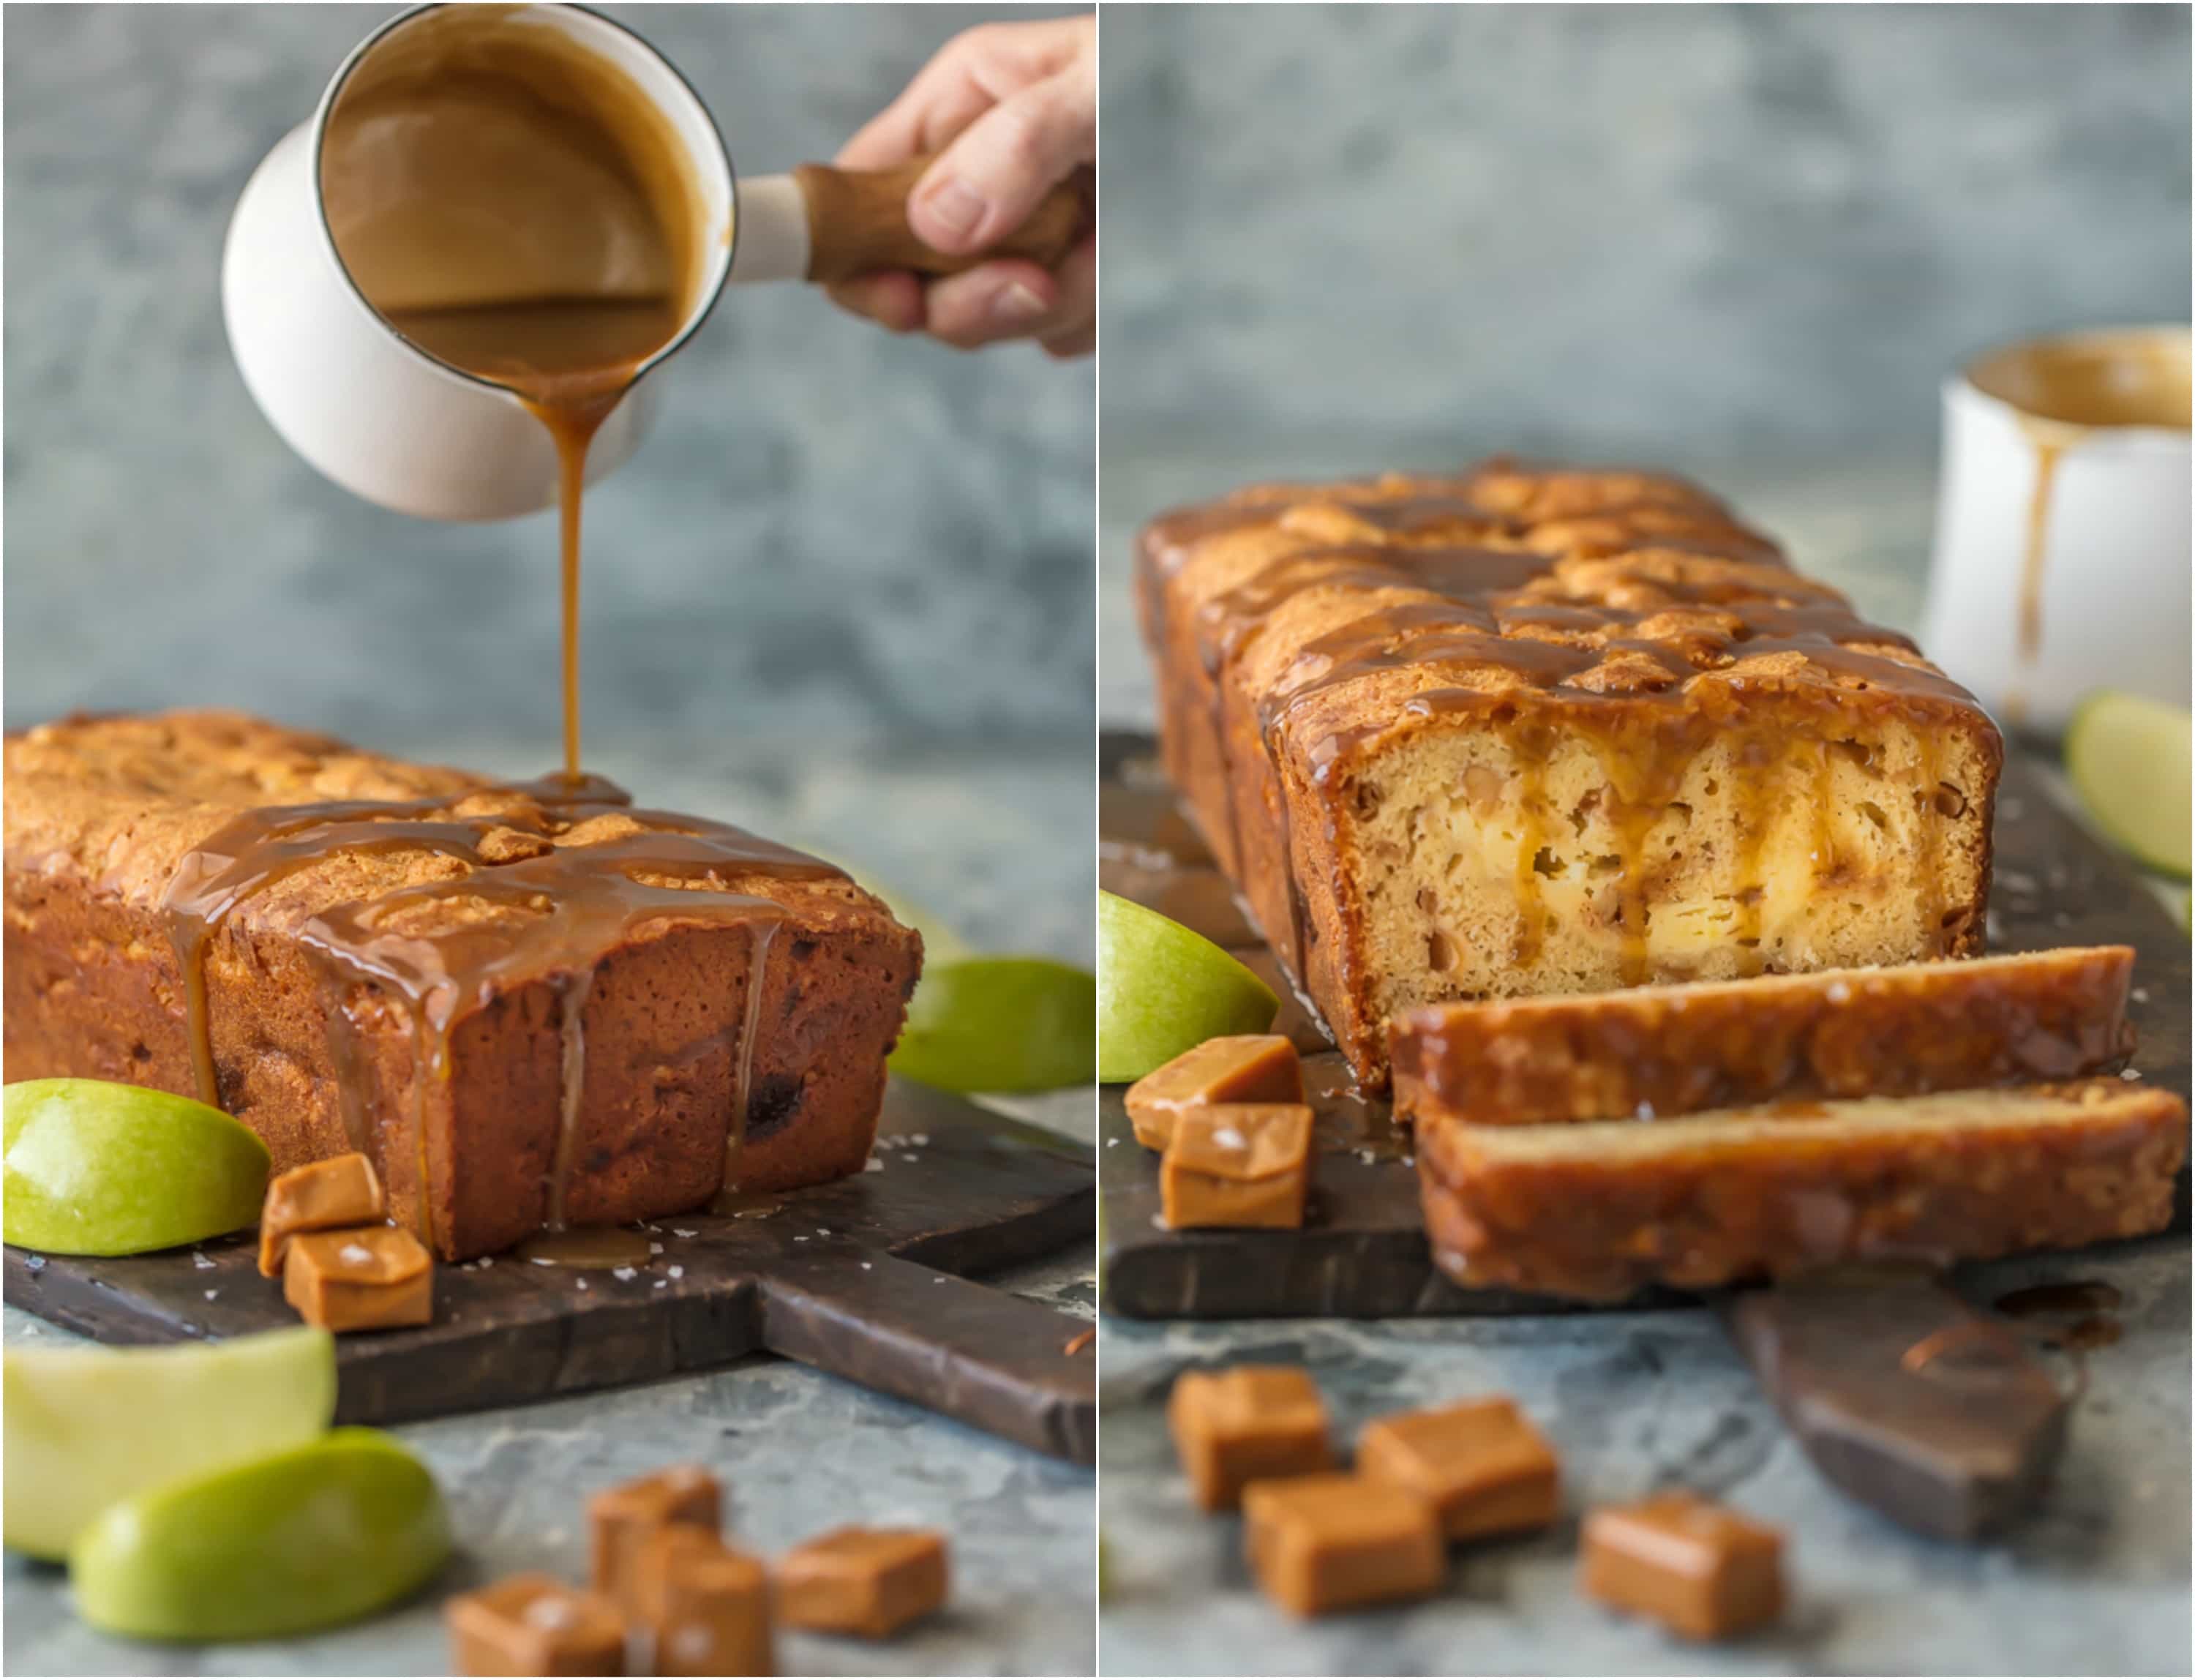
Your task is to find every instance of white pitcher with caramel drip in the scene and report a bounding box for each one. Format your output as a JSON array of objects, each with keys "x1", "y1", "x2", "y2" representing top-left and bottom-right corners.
[
  {"x1": 1922, "y1": 326, "x2": 2191, "y2": 733},
  {"x1": 222, "y1": 2, "x2": 1088, "y2": 522}
]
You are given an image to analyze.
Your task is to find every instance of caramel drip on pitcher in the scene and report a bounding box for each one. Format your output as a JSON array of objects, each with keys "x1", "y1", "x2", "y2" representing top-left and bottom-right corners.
[
  {"x1": 1965, "y1": 331, "x2": 2192, "y2": 722},
  {"x1": 160, "y1": 778, "x2": 841, "y2": 1251}
]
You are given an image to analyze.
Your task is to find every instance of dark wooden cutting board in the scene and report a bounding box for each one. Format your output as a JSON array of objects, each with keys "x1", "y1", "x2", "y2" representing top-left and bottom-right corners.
[
  {"x1": 6, "y1": 1077, "x2": 1096, "y2": 1462},
  {"x1": 1100, "y1": 730, "x2": 2191, "y2": 1319}
]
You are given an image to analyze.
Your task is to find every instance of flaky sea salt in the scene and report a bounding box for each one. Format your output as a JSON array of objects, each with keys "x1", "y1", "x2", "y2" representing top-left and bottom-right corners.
[
  {"x1": 612, "y1": 1267, "x2": 637, "y2": 1281},
  {"x1": 667, "y1": 1265, "x2": 685, "y2": 1280}
]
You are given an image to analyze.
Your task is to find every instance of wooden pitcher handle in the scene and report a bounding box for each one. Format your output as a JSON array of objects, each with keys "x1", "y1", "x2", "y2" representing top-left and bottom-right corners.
[{"x1": 794, "y1": 154, "x2": 1089, "y2": 285}]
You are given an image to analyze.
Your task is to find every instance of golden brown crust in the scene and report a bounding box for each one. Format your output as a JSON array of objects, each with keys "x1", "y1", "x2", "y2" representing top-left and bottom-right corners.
[
  {"x1": 1138, "y1": 461, "x2": 2003, "y2": 1087},
  {"x1": 4, "y1": 711, "x2": 920, "y2": 1259},
  {"x1": 1416, "y1": 1081, "x2": 2187, "y2": 1301},
  {"x1": 1390, "y1": 947, "x2": 2136, "y2": 1126}
]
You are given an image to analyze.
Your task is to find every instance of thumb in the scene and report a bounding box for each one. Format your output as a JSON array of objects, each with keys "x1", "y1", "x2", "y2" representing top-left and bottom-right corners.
[{"x1": 907, "y1": 67, "x2": 1093, "y2": 256}]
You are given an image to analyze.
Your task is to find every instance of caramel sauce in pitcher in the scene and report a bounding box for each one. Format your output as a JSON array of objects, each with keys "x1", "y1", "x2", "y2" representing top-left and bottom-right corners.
[{"x1": 318, "y1": 4, "x2": 713, "y2": 779}]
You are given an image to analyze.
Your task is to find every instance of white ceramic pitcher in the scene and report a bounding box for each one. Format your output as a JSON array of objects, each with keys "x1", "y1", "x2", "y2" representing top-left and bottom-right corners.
[{"x1": 223, "y1": 2, "x2": 1086, "y2": 522}]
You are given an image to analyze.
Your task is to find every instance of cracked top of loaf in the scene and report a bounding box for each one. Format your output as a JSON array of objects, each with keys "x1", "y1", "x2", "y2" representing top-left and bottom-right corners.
[
  {"x1": 4, "y1": 710, "x2": 899, "y2": 943},
  {"x1": 1141, "y1": 460, "x2": 1988, "y2": 749}
]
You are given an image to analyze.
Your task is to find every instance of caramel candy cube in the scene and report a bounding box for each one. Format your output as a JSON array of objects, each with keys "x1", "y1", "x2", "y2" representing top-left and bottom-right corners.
[
  {"x1": 258, "y1": 1151, "x2": 385, "y2": 1275},
  {"x1": 588, "y1": 1464, "x2": 722, "y2": 1615},
  {"x1": 446, "y1": 1572, "x2": 626, "y2": 1676},
  {"x1": 1160, "y1": 1102, "x2": 1313, "y2": 1229},
  {"x1": 1243, "y1": 1473, "x2": 1444, "y2": 1617},
  {"x1": 633, "y1": 1526, "x2": 774, "y2": 1676},
  {"x1": 775, "y1": 1525, "x2": 950, "y2": 1639},
  {"x1": 1357, "y1": 1396, "x2": 1560, "y2": 1542},
  {"x1": 282, "y1": 1225, "x2": 432, "y2": 1332},
  {"x1": 1168, "y1": 1365, "x2": 1333, "y2": 1511},
  {"x1": 1125, "y1": 1034, "x2": 1303, "y2": 1150},
  {"x1": 1580, "y1": 1490, "x2": 1785, "y2": 1640}
]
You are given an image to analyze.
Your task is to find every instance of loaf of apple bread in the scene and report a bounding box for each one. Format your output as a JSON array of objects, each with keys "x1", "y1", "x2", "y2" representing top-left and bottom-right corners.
[
  {"x1": 3, "y1": 712, "x2": 920, "y2": 1260},
  {"x1": 1137, "y1": 461, "x2": 2003, "y2": 1087}
]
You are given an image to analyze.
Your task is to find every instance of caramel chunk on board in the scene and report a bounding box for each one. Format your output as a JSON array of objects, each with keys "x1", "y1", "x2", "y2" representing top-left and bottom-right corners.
[
  {"x1": 774, "y1": 1526, "x2": 950, "y2": 1640},
  {"x1": 1580, "y1": 1491, "x2": 1785, "y2": 1640},
  {"x1": 1125, "y1": 1033, "x2": 1302, "y2": 1150},
  {"x1": 1416, "y1": 1080, "x2": 2188, "y2": 1300},
  {"x1": 1168, "y1": 1365, "x2": 1334, "y2": 1511},
  {"x1": 1160, "y1": 1102, "x2": 1314, "y2": 1229},
  {"x1": 1136, "y1": 462, "x2": 2001, "y2": 1089},
  {"x1": 258, "y1": 1150, "x2": 385, "y2": 1276},
  {"x1": 282, "y1": 1225, "x2": 433, "y2": 1332},
  {"x1": 1356, "y1": 1396, "x2": 1559, "y2": 1542},
  {"x1": 446, "y1": 1572, "x2": 626, "y2": 1676},
  {"x1": 1390, "y1": 945, "x2": 2136, "y2": 1128},
  {"x1": 1242, "y1": 1473, "x2": 1445, "y2": 1618},
  {"x1": 588, "y1": 1465, "x2": 723, "y2": 1617},
  {"x1": 632, "y1": 1526, "x2": 774, "y2": 1676}
]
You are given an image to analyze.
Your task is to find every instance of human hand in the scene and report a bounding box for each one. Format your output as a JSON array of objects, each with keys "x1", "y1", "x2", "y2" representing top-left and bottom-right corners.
[{"x1": 828, "y1": 15, "x2": 1094, "y2": 358}]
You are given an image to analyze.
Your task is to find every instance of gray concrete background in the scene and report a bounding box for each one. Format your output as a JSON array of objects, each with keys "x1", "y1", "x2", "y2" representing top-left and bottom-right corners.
[
  {"x1": 4, "y1": 2, "x2": 1095, "y2": 959},
  {"x1": 1100, "y1": 1, "x2": 2190, "y2": 465}
]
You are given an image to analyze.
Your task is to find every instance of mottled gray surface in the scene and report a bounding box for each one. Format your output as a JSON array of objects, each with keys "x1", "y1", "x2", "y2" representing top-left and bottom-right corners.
[
  {"x1": 6, "y1": 1, "x2": 1093, "y2": 757},
  {"x1": 4, "y1": 6, "x2": 1095, "y2": 1672},
  {"x1": 1100, "y1": 2, "x2": 2190, "y2": 465},
  {"x1": 1098, "y1": 1240, "x2": 2190, "y2": 1678}
]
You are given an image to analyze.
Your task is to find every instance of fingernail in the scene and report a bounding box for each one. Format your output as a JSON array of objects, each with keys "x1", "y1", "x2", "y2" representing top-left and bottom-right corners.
[
  {"x1": 991, "y1": 283, "x2": 1048, "y2": 325},
  {"x1": 915, "y1": 175, "x2": 987, "y2": 241}
]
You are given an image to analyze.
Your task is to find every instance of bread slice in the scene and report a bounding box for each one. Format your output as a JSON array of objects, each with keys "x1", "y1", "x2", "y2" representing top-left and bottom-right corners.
[
  {"x1": 4, "y1": 712, "x2": 920, "y2": 1260},
  {"x1": 1391, "y1": 947, "x2": 2134, "y2": 1127},
  {"x1": 1138, "y1": 460, "x2": 2002, "y2": 1088},
  {"x1": 1416, "y1": 1081, "x2": 2186, "y2": 1300}
]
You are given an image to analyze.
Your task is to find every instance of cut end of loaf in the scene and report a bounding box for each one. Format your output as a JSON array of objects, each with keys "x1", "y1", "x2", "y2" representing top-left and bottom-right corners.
[{"x1": 1340, "y1": 697, "x2": 1997, "y2": 1029}]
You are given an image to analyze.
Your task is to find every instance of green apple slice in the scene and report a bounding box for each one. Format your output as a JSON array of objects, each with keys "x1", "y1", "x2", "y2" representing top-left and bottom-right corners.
[
  {"x1": 889, "y1": 957, "x2": 1096, "y2": 1092},
  {"x1": 70, "y1": 1428, "x2": 451, "y2": 1643},
  {"x1": 4, "y1": 1327, "x2": 336, "y2": 1561},
  {"x1": 4, "y1": 1079, "x2": 269, "y2": 1256},
  {"x1": 2065, "y1": 691, "x2": 2191, "y2": 879},
  {"x1": 1098, "y1": 890, "x2": 1278, "y2": 1082}
]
